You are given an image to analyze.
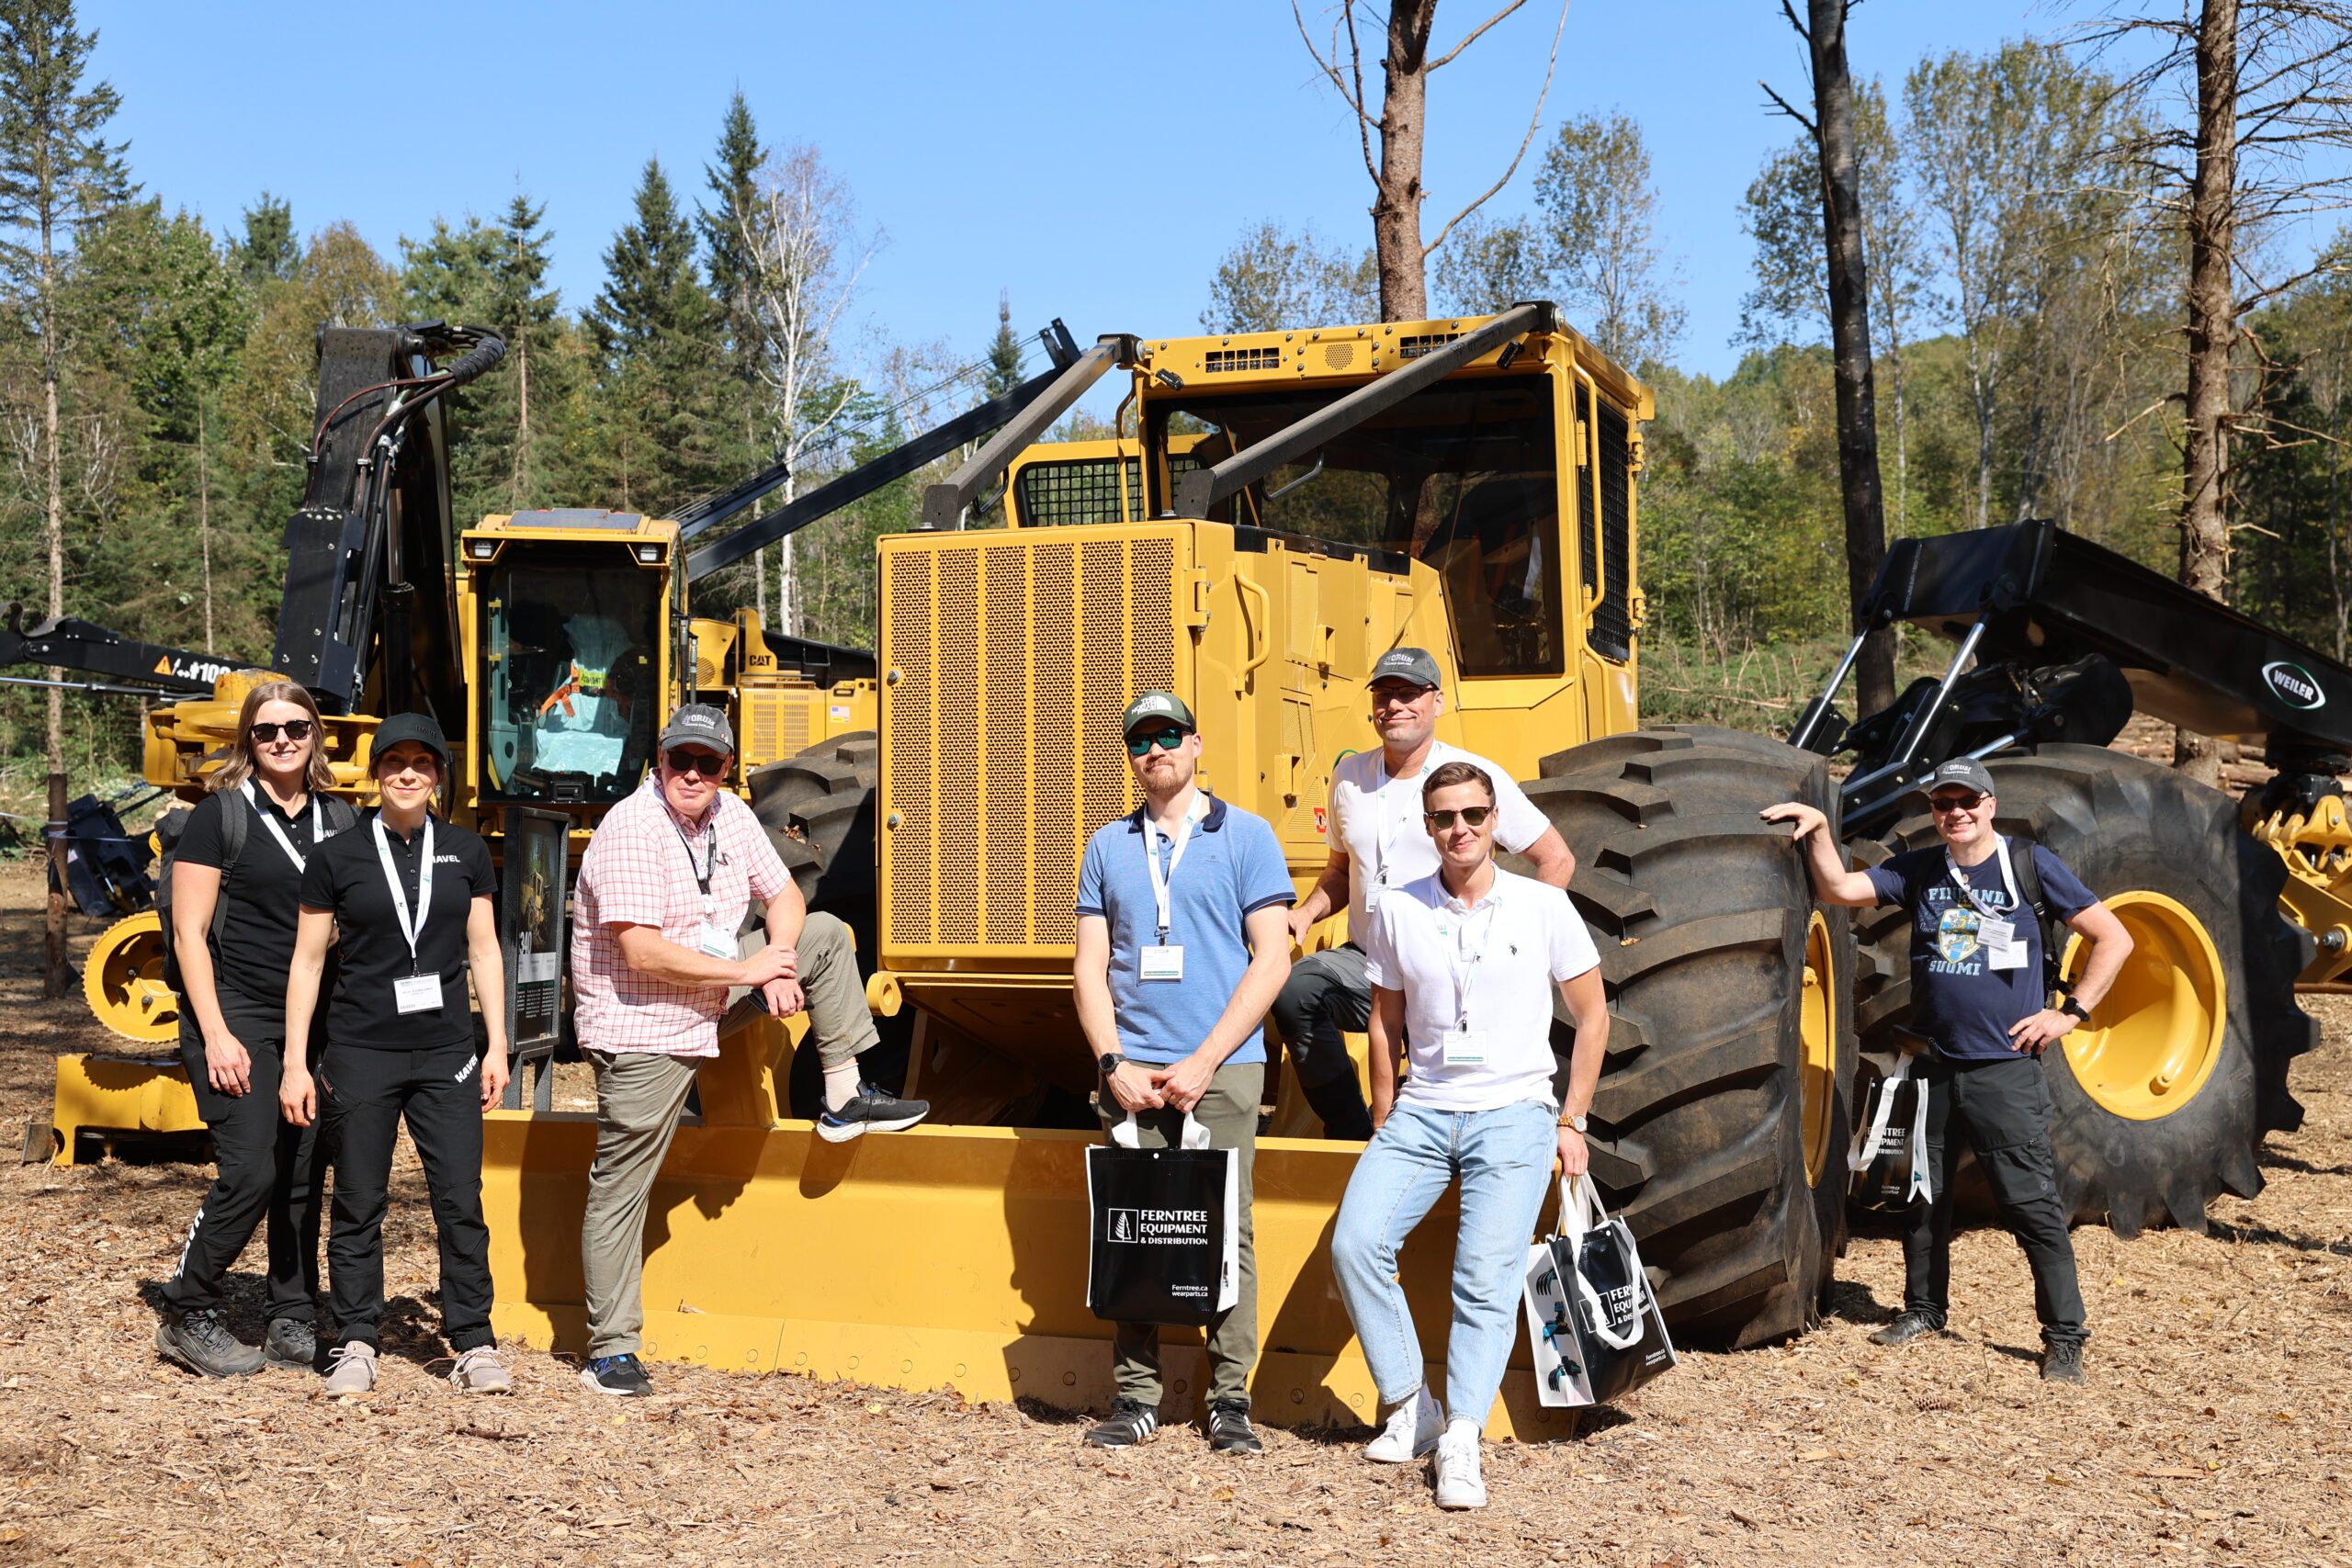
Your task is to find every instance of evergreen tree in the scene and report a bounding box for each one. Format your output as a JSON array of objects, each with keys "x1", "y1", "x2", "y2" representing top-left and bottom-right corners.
[
  {"x1": 982, "y1": 288, "x2": 1023, "y2": 399},
  {"x1": 702, "y1": 91, "x2": 762, "y2": 365},
  {"x1": 582, "y1": 158, "x2": 731, "y2": 515},
  {"x1": 0, "y1": 0, "x2": 134, "y2": 994},
  {"x1": 232, "y1": 190, "x2": 299, "y2": 285}
]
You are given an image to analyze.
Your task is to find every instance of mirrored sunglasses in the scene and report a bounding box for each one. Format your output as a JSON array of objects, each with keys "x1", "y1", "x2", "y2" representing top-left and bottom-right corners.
[{"x1": 1125, "y1": 726, "x2": 1191, "y2": 757}]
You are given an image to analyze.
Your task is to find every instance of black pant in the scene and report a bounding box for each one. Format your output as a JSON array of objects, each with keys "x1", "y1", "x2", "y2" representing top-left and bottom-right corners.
[
  {"x1": 163, "y1": 991, "x2": 325, "y2": 1324},
  {"x1": 1265, "y1": 942, "x2": 1374, "y2": 1138},
  {"x1": 319, "y1": 1041, "x2": 495, "y2": 1352},
  {"x1": 1903, "y1": 1051, "x2": 2088, "y2": 1347}
]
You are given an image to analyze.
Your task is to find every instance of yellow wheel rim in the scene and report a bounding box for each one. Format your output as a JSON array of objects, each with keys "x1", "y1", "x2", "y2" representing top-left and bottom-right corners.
[
  {"x1": 83, "y1": 911, "x2": 180, "y2": 1045},
  {"x1": 2060, "y1": 891, "x2": 2224, "y2": 1121},
  {"x1": 1799, "y1": 909, "x2": 1838, "y2": 1182}
]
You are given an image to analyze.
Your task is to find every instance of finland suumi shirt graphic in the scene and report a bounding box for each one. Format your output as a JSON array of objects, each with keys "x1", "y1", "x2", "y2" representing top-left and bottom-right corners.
[
  {"x1": 1863, "y1": 838, "x2": 2097, "y2": 1060},
  {"x1": 299, "y1": 813, "x2": 497, "y2": 1050}
]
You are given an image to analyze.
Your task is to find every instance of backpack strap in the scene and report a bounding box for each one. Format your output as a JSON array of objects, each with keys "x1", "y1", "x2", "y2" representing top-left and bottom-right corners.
[
  {"x1": 209, "y1": 794, "x2": 250, "y2": 949},
  {"x1": 2008, "y1": 838, "x2": 2063, "y2": 994}
]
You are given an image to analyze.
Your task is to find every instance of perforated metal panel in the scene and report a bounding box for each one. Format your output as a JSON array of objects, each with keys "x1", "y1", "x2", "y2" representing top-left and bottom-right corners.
[
  {"x1": 739, "y1": 688, "x2": 815, "y2": 770},
  {"x1": 880, "y1": 526, "x2": 1185, "y2": 955}
]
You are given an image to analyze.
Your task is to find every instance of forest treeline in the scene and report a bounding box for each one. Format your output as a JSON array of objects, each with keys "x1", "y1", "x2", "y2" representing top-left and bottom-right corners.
[{"x1": 10, "y1": 11, "x2": 2352, "y2": 782}]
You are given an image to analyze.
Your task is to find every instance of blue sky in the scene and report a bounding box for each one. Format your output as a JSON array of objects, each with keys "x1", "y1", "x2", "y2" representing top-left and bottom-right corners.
[{"x1": 98, "y1": 0, "x2": 2072, "y2": 387}]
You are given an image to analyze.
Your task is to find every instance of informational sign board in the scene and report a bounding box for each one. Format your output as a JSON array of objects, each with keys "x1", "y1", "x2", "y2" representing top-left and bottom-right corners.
[{"x1": 500, "y1": 807, "x2": 572, "y2": 1110}]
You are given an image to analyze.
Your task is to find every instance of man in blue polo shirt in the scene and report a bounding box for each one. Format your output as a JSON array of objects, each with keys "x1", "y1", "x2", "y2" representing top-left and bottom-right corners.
[{"x1": 1073, "y1": 690, "x2": 1295, "y2": 1454}]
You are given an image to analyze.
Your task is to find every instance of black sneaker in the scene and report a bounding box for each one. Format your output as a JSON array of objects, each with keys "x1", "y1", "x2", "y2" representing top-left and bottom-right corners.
[
  {"x1": 579, "y1": 1353, "x2": 655, "y2": 1396},
  {"x1": 1207, "y1": 1400, "x2": 1262, "y2": 1455},
  {"x1": 816, "y1": 1084, "x2": 931, "y2": 1144},
  {"x1": 2040, "y1": 1339, "x2": 2087, "y2": 1384},
  {"x1": 1082, "y1": 1398, "x2": 1160, "y2": 1449},
  {"x1": 264, "y1": 1317, "x2": 319, "y2": 1372},
  {"x1": 1870, "y1": 1309, "x2": 1944, "y2": 1347},
  {"x1": 155, "y1": 1309, "x2": 266, "y2": 1379}
]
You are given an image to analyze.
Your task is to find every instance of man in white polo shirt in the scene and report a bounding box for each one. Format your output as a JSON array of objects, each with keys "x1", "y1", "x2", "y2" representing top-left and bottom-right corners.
[
  {"x1": 1276, "y1": 647, "x2": 1574, "y2": 1137},
  {"x1": 1332, "y1": 758, "x2": 1609, "y2": 1511}
]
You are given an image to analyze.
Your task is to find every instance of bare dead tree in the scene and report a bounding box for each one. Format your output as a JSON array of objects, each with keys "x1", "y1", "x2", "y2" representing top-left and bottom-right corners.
[
  {"x1": 735, "y1": 145, "x2": 878, "y2": 637},
  {"x1": 1293, "y1": 0, "x2": 1568, "y2": 321},
  {"x1": 1763, "y1": 0, "x2": 1896, "y2": 719},
  {"x1": 2076, "y1": 0, "x2": 2352, "y2": 785}
]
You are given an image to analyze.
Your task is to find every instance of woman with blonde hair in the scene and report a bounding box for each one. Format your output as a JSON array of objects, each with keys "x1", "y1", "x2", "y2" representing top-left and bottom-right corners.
[{"x1": 156, "y1": 681, "x2": 358, "y2": 1379}]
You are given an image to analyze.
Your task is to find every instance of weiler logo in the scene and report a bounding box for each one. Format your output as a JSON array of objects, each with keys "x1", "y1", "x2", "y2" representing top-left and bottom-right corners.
[{"x1": 2263, "y1": 660, "x2": 2326, "y2": 711}]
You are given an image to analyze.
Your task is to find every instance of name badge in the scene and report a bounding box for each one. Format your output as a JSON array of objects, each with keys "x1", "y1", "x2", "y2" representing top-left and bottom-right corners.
[
  {"x1": 1364, "y1": 886, "x2": 1384, "y2": 915},
  {"x1": 1986, "y1": 942, "x2": 2028, "y2": 972},
  {"x1": 1440, "y1": 1029, "x2": 1489, "y2": 1066},
  {"x1": 1140, "y1": 945, "x2": 1185, "y2": 981},
  {"x1": 1977, "y1": 918, "x2": 2016, "y2": 950},
  {"x1": 697, "y1": 924, "x2": 737, "y2": 960},
  {"x1": 393, "y1": 974, "x2": 444, "y2": 1014}
]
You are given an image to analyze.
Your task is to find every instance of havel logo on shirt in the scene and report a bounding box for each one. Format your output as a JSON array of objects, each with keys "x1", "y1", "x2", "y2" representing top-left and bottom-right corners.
[{"x1": 434, "y1": 854, "x2": 467, "y2": 865}]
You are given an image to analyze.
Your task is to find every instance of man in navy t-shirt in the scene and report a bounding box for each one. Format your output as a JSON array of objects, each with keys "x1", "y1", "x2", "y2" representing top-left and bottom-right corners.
[{"x1": 1765, "y1": 758, "x2": 2133, "y2": 1383}]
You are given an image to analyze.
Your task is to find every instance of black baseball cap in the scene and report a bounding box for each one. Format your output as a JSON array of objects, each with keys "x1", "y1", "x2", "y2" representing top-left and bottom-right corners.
[
  {"x1": 369, "y1": 712, "x2": 450, "y2": 773},
  {"x1": 1371, "y1": 647, "x2": 1442, "y2": 690},
  {"x1": 658, "y1": 703, "x2": 737, "y2": 756}
]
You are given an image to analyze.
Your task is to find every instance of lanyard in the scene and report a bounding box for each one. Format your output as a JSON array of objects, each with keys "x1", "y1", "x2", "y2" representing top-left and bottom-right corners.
[
  {"x1": 246, "y1": 780, "x2": 322, "y2": 872},
  {"x1": 673, "y1": 815, "x2": 719, "y2": 923},
  {"x1": 1143, "y1": 794, "x2": 1211, "y2": 942},
  {"x1": 372, "y1": 816, "x2": 435, "y2": 976},
  {"x1": 1370, "y1": 752, "x2": 1432, "y2": 889},
  {"x1": 1945, "y1": 836, "x2": 2020, "y2": 922},
  {"x1": 1443, "y1": 888, "x2": 1504, "y2": 1031}
]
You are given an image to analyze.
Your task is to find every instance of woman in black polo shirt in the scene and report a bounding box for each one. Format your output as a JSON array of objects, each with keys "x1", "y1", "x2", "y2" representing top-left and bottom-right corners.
[
  {"x1": 157, "y1": 681, "x2": 356, "y2": 1380},
  {"x1": 280, "y1": 713, "x2": 513, "y2": 1397}
]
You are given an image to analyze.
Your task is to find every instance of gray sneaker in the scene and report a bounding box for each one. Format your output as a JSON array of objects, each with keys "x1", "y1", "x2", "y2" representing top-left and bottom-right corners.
[
  {"x1": 2040, "y1": 1339, "x2": 2087, "y2": 1384},
  {"x1": 155, "y1": 1310, "x2": 266, "y2": 1379},
  {"x1": 447, "y1": 1346, "x2": 513, "y2": 1394},
  {"x1": 264, "y1": 1318, "x2": 318, "y2": 1372},
  {"x1": 323, "y1": 1341, "x2": 379, "y2": 1398}
]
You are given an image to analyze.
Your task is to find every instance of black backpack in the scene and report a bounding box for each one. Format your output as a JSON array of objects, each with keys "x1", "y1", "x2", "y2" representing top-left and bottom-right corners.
[{"x1": 156, "y1": 787, "x2": 359, "y2": 991}]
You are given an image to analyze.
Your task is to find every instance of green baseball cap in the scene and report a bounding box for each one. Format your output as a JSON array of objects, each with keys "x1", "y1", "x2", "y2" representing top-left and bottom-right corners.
[{"x1": 1120, "y1": 690, "x2": 1196, "y2": 735}]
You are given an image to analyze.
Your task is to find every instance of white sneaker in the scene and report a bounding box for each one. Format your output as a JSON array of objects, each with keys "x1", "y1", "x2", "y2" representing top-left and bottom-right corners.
[
  {"x1": 447, "y1": 1346, "x2": 513, "y2": 1394},
  {"x1": 322, "y1": 1341, "x2": 378, "y2": 1399},
  {"x1": 1364, "y1": 1386, "x2": 1443, "y2": 1462},
  {"x1": 1432, "y1": 1425, "x2": 1487, "y2": 1509}
]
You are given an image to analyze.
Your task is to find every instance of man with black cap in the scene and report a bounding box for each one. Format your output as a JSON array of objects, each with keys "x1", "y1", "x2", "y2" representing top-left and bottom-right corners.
[
  {"x1": 1275, "y1": 647, "x2": 1574, "y2": 1137},
  {"x1": 1073, "y1": 690, "x2": 1295, "y2": 1453},
  {"x1": 1764, "y1": 758, "x2": 2133, "y2": 1382},
  {"x1": 568, "y1": 703, "x2": 925, "y2": 1398}
]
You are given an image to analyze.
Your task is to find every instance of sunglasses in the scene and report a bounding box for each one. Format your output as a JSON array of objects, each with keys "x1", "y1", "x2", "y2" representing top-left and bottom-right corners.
[
  {"x1": 1929, "y1": 792, "x2": 1987, "y2": 812},
  {"x1": 1125, "y1": 726, "x2": 1191, "y2": 756},
  {"x1": 250, "y1": 719, "x2": 314, "y2": 743},
  {"x1": 1371, "y1": 684, "x2": 1435, "y2": 706},
  {"x1": 664, "y1": 749, "x2": 729, "y2": 777},
  {"x1": 1424, "y1": 806, "x2": 1494, "y2": 829}
]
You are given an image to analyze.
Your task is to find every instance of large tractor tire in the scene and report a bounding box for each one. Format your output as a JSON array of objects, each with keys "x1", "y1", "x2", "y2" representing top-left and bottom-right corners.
[
  {"x1": 1524, "y1": 726, "x2": 1855, "y2": 1348},
  {"x1": 1854, "y1": 744, "x2": 2315, "y2": 1236},
  {"x1": 745, "y1": 731, "x2": 909, "y2": 1111}
]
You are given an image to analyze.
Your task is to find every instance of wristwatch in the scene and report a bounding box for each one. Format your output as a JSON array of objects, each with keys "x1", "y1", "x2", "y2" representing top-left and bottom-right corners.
[
  {"x1": 2058, "y1": 996, "x2": 2091, "y2": 1024},
  {"x1": 1099, "y1": 1052, "x2": 1126, "y2": 1075},
  {"x1": 1560, "y1": 1111, "x2": 1589, "y2": 1133}
]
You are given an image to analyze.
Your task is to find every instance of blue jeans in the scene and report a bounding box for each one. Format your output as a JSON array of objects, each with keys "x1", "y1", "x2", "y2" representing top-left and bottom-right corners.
[{"x1": 1332, "y1": 1098, "x2": 1556, "y2": 1427}]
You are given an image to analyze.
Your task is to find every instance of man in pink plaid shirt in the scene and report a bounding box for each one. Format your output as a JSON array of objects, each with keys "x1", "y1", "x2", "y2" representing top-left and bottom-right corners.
[{"x1": 570, "y1": 704, "x2": 927, "y2": 1397}]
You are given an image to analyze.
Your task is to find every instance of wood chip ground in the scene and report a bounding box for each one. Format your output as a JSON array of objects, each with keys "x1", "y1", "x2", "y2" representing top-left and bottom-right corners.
[{"x1": 2, "y1": 863, "x2": 2346, "y2": 1566}]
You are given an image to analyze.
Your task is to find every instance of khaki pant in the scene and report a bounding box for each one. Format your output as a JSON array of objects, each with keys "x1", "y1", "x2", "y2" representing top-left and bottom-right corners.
[
  {"x1": 581, "y1": 910, "x2": 876, "y2": 1357},
  {"x1": 1099, "y1": 1061, "x2": 1263, "y2": 1411}
]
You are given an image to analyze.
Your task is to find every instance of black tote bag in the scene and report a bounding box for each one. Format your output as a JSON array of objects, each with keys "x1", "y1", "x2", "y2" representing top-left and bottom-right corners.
[
  {"x1": 1085, "y1": 1111, "x2": 1241, "y2": 1327},
  {"x1": 1522, "y1": 1175, "x2": 1677, "y2": 1407}
]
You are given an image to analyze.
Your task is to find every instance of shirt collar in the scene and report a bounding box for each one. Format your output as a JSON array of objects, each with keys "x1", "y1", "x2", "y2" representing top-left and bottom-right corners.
[
  {"x1": 1439, "y1": 863, "x2": 1504, "y2": 912},
  {"x1": 1124, "y1": 792, "x2": 1227, "y2": 834}
]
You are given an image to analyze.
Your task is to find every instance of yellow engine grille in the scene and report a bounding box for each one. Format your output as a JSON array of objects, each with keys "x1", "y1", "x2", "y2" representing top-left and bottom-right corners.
[
  {"x1": 736, "y1": 687, "x2": 816, "y2": 771},
  {"x1": 880, "y1": 526, "x2": 1185, "y2": 953}
]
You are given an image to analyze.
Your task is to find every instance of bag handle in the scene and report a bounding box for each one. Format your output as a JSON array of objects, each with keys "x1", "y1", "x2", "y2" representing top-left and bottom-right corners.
[
  {"x1": 1557, "y1": 1175, "x2": 1646, "y2": 1349},
  {"x1": 1849, "y1": 1052, "x2": 1915, "y2": 1171},
  {"x1": 1112, "y1": 1110, "x2": 1212, "y2": 1150}
]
